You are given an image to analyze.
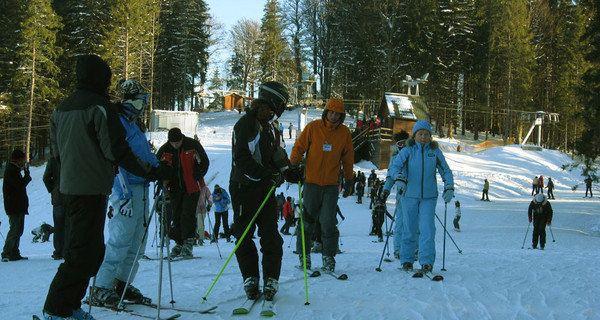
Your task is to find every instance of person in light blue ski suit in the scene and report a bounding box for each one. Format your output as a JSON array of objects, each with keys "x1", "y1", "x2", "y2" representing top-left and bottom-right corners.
[
  {"x1": 93, "y1": 79, "x2": 158, "y2": 307},
  {"x1": 385, "y1": 120, "x2": 454, "y2": 273},
  {"x1": 212, "y1": 185, "x2": 231, "y2": 242}
]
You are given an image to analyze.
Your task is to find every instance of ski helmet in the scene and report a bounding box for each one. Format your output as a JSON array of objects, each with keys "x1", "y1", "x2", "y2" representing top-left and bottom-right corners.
[
  {"x1": 258, "y1": 81, "x2": 289, "y2": 118},
  {"x1": 119, "y1": 79, "x2": 148, "y2": 116}
]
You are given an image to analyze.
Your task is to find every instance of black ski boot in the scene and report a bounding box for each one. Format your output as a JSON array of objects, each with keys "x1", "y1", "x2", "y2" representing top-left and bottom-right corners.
[
  {"x1": 263, "y1": 278, "x2": 279, "y2": 301},
  {"x1": 113, "y1": 279, "x2": 151, "y2": 305},
  {"x1": 401, "y1": 262, "x2": 413, "y2": 272}
]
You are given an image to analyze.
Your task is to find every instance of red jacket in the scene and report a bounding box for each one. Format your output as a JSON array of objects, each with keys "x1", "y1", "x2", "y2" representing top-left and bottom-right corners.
[
  {"x1": 157, "y1": 136, "x2": 209, "y2": 194},
  {"x1": 283, "y1": 200, "x2": 293, "y2": 218}
]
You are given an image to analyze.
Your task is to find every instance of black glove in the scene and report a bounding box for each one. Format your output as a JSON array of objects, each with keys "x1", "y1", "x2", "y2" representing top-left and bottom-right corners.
[
  {"x1": 381, "y1": 190, "x2": 390, "y2": 202},
  {"x1": 206, "y1": 204, "x2": 212, "y2": 212},
  {"x1": 284, "y1": 166, "x2": 303, "y2": 184},
  {"x1": 107, "y1": 206, "x2": 114, "y2": 219},
  {"x1": 269, "y1": 171, "x2": 284, "y2": 187},
  {"x1": 149, "y1": 161, "x2": 174, "y2": 181},
  {"x1": 193, "y1": 165, "x2": 204, "y2": 180}
]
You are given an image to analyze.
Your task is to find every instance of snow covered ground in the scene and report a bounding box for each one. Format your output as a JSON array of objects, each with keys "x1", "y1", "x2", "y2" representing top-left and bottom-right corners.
[{"x1": 1, "y1": 109, "x2": 599, "y2": 320}]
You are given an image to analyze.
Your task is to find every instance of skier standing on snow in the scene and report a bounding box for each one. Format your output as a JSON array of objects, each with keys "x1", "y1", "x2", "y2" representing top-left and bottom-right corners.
[
  {"x1": 157, "y1": 127, "x2": 210, "y2": 258},
  {"x1": 43, "y1": 55, "x2": 172, "y2": 320},
  {"x1": 2, "y1": 149, "x2": 31, "y2": 262},
  {"x1": 532, "y1": 176, "x2": 538, "y2": 195},
  {"x1": 453, "y1": 201, "x2": 462, "y2": 231},
  {"x1": 291, "y1": 98, "x2": 354, "y2": 273},
  {"x1": 367, "y1": 169, "x2": 377, "y2": 196},
  {"x1": 538, "y1": 176, "x2": 544, "y2": 194},
  {"x1": 481, "y1": 179, "x2": 490, "y2": 201},
  {"x1": 384, "y1": 120, "x2": 454, "y2": 274},
  {"x1": 229, "y1": 81, "x2": 300, "y2": 302},
  {"x1": 584, "y1": 176, "x2": 593, "y2": 197},
  {"x1": 356, "y1": 171, "x2": 366, "y2": 204},
  {"x1": 280, "y1": 197, "x2": 293, "y2": 235},
  {"x1": 91, "y1": 79, "x2": 158, "y2": 308},
  {"x1": 528, "y1": 193, "x2": 553, "y2": 249},
  {"x1": 211, "y1": 184, "x2": 231, "y2": 243},
  {"x1": 546, "y1": 177, "x2": 555, "y2": 200},
  {"x1": 43, "y1": 156, "x2": 69, "y2": 260}
]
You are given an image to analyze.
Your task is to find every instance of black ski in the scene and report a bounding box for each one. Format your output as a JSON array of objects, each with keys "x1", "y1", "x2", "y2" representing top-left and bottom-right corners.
[
  {"x1": 294, "y1": 265, "x2": 322, "y2": 277},
  {"x1": 412, "y1": 271, "x2": 444, "y2": 281},
  {"x1": 320, "y1": 268, "x2": 348, "y2": 280}
]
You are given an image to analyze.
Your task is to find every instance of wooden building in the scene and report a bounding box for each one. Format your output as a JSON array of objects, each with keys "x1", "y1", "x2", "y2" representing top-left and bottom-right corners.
[{"x1": 223, "y1": 93, "x2": 244, "y2": 111}]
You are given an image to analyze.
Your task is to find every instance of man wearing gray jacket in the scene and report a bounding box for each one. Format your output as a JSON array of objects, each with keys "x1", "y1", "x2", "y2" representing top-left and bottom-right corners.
[{"x1": 42, "y1": 55, "x2": 172, "y2": 320}]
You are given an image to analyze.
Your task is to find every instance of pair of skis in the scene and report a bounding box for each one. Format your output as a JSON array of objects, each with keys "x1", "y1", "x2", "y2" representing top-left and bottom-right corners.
[
  {"x1": 232, "y1": 293, "x2": 275, "y2": 317},
  {"x1": 400, "y1": 267, "x2": 444, "y2": 281}
]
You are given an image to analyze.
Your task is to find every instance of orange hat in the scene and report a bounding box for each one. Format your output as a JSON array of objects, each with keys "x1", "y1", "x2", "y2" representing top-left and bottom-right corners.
[{"x1": 325, "y1": 98, "x2": 345, "y2": 114}]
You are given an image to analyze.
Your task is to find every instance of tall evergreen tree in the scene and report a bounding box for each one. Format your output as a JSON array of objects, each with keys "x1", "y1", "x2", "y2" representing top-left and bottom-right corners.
[{"x1": 259, "y1": 0, "x2": 290, "y2": 82}]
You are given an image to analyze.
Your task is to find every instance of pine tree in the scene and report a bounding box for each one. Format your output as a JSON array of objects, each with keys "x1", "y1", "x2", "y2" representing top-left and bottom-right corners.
[{"x1": 259, "y1": 0, "x2": 290, "y2": 82}]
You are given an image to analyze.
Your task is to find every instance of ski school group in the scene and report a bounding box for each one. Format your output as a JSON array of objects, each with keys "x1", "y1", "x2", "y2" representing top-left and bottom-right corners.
[{"x1": 1, "y1": 54, "x2": 562, "y2": 320}]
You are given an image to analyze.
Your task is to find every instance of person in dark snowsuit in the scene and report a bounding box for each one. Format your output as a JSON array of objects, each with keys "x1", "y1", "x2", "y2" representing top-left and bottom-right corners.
[
  {"x1": 356, "y1": 171, "x2": 366, "y2": 204},
  {"x1": 528, "y1": 193, "x2": 553, "y2": 249},
  {"x1": 2, "y1": 149, "x2": 31, "y2": 262},
  {"x1": 43, "y1": 54, "x2": 172, "y2": 320},
  {"x1": 229, "y1": 81, "x2": 299, "y2": 302},
  {"x1": 546, "y1": 177, "x2": 555, "y2": 200}
]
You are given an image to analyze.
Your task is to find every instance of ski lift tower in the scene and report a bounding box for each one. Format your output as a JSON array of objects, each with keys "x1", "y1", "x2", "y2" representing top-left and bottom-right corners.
[
  {"x1": 401, "y1": 73, "x2": 429, "y2": 96},
  {"x1": 520, "y1": 111, "x2": 559, "y2": 150}
]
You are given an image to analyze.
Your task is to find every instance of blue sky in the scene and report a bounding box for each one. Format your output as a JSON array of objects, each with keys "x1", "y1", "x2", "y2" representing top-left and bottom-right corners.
[{"x1": 206, "y1": 0, "x2": 265, "y2": 30}]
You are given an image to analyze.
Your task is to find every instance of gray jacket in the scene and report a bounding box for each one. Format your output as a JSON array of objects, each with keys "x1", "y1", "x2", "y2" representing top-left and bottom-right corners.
[{"x1": 50, "y1": 55, "x2": 154, "y2": 195}]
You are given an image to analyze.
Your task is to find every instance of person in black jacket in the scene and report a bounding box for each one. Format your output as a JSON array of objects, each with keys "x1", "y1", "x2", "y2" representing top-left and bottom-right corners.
[
  {"x1": 1, "y1": 149, "x2": 31, "y2": 262},
  {"x1": 229, "y1": 81, "x2": 299, "y2": 302},
  {"x1": 43, "y1": 54, "x2": 172, "y2": 320},
  {"x1": 43, "y1": 156, "x2": 69, "y2": 260},
  {"x1": 157, "y1": 127, "x2": 209, "y2": 258},
  {"x1": 528, "y1": 193, "x2": 553, "y2": 250}
]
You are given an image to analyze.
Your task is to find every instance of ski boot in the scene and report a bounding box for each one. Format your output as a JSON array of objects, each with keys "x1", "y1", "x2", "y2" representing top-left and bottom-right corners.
[
  {"x1": 170, "y1": 244, "x2": 182, "y2": 258},
  {"x1": 180, "y1": 239, "x2": 194, "y2": 258},
  {"x1": 243, "y1": 276, "x2": 260, "y2": 300},
  {"x1": 322, "y1": 256, "x2": 336, "y2": 272},
  {"x1": 298, "y1": 254, "x2": 311, "y2": 270},
  {"x1": 71, "y1": 308, "x2": 96, "y2": 320},
  {"x1": 88, "y1": 286, "x2": 120, "y2": 308},
  {"x1": 263, "y1": 278, "x2": 279, "y2": 301},
  {"x1": 113, "y1": 279, "x2": 151, "y2": 305},
  {"x1": 401, "y1": 262, "x2": 413, "y2": 272},
  {"x1": 421, "y1": 264, "x2": 433, "y2": 274}
]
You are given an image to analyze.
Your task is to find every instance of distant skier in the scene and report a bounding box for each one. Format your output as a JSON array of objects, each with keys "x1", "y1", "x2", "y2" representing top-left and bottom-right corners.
[
  {"x1": 584, "y1": 176, "x2": 593, "y2": 197},
  {"x1": 532, "y1": 176, "x2": 538, "y2": 195},
  {"x1": 481, "y1": 179, "x2": 490, "y2": 201},
  {"x1": 528, "y1": 193, "x2": 553, "y2": 250},
  {"x1": 371, "y1": 199, "x2": 387, "y2": 242},
  {"x1": 546, "y1": 177, "x2": 555, "y2": 200},
  {"x1": 453, "y1": 201, "x2": 461, "y2": 231}
]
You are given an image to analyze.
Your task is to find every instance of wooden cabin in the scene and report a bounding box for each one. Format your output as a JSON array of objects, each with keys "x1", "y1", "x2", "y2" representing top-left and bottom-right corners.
[{"x1": 223, "y1": 93, "x2": 244, "y2": 111}]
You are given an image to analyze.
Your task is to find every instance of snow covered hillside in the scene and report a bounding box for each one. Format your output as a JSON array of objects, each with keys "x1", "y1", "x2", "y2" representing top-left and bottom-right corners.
[{"x1": 1, "y1": 109, "x2": 599, "y2": 320}]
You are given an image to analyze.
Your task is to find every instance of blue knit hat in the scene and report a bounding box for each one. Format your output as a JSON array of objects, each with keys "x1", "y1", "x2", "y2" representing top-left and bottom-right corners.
[{"x1": 412, "y1": 120, "x2": 432, "y2": 136}]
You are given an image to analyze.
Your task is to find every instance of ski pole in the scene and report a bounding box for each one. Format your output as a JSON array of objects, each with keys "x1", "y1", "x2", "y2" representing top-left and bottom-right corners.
[
  {"x1": 287, "y1": 230, "x2": 296, "y2": 248},
  {"x1": 549, "y1": 225, "x2": 555, "y2": 242},
  {"x1": 434, "y1": 213, "x2": 462, "y2": 253},
  {"x1": 201, "y1": 183, "x2": 277, "y2": 303},
  {"x1": 376, "y1": 213, "x2": 395, "y2": 272},
  {"x1": 298, "y1": 181, "x2": 310, "y2": 305},
  {"x1": 441, "y1": 202, "x2": 448, "y2": 271},
  {"x1": 521, "y1": 222, "x2": 531, "y2": 249}
]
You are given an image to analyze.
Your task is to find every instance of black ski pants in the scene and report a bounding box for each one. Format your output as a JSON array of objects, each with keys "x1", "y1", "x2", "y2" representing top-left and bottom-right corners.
[
  {"x1": 169, "y1": 189, "x2": 200, "y2": 244},
  {"x1": 230, "y1": 182, "x2": 283, "y2": 282},
  {"x1": 532, "y1": 218, "x2": 547, "y2": 248},
  {"x1": 53, "y1": 204, "x2": 70, "y2": 258},
  {"x1": 213, "y1": 211, "x2": 230, "y2": 239},
  {"x1": 1, "y1": 213, "x2": 25, "y2": 259},
  {"x1": 44, "y1": 195, "x2": 107, "y2": 317}
]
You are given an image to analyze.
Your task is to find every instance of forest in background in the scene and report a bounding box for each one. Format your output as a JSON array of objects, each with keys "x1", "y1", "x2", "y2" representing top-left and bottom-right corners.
[{"x1": 0, "y1": 0, "x2": 598, "y2": 175}]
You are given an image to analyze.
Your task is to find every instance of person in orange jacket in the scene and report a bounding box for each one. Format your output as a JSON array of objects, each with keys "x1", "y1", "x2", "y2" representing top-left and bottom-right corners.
[{"x1": 290, "y1": 98, "x2": 354, "y2": 272}]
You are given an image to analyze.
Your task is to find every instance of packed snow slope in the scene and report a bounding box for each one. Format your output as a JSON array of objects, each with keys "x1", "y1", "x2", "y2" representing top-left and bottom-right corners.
[{"x1": 1, "y1": 109, "x2": 599, "y2": 320}]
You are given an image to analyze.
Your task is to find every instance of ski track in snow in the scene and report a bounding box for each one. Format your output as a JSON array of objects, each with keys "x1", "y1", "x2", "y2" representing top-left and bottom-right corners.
[{"x1": 1, "y1": 110, "x2": 600, "y2": 320}]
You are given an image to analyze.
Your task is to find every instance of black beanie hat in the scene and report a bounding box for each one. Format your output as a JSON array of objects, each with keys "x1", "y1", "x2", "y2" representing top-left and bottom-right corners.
[
  {"x1": 168, "y1": 128, "x2": 183, "y2": 142},
  {"x1": 11, "y1": 149, "x2": 26, "y2": 162}
]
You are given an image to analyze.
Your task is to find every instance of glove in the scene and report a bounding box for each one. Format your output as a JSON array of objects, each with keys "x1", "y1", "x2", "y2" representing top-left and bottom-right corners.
[
  {"x1": 388, "y1": 177, "x2": 406, "y2": 194},
  {"x1": 206, "y1": 204, "x2": 212, "y2": 212},
  {"x1": 149, "y1": 161, "x2": 174, "y2": 181},
  {"x1": 193, "y1": 165, "x2": 204, "y2": 180},
  {"x1": 547, "y1": 219, "x2": 551, "y2": 226},
  {"x1": 529, "y1": 217, "x2": 532, "y2": 223},
  {"x1": 119, "y1": 199, "x2": 133, "y2": 217},
  {"x1": 269, "y1": 171, "x2": 284, "y2": 187},
  {"x1": 107, "y1": 206, "x2": 114, "y2": 219},
  {"x1": 284, "y1": 166, "x2": 303, "y2": 184},
  {"x1": 442, "y1": 188, "x2": 454, "y2": 203},
  {"x1": 24, "y1": 165, "x2": 31, "y2": 177},
  {"x1": 381, "y1": 190, "x2": 390, "y2": 202}
]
